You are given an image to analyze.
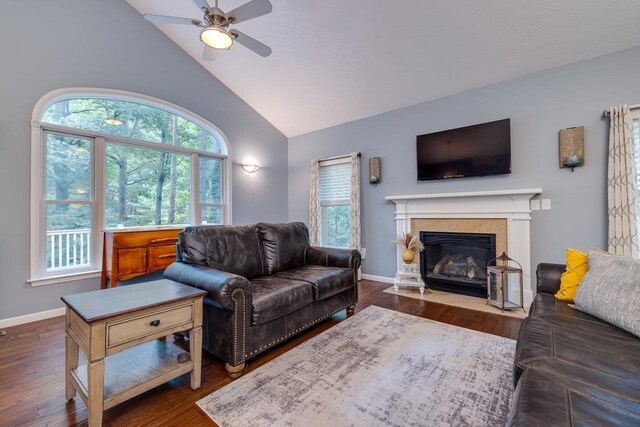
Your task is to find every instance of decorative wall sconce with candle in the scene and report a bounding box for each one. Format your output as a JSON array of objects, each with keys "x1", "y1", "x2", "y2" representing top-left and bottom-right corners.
[
  {"x1": 559, "y1": 126, "x2": 584, "y2": 172},
  {"x1": 241, "y1": 163, "x2": 260, "y2": 173},
  {"x1": 369, "y1": 157, "x2": 381, "y2": 185}
]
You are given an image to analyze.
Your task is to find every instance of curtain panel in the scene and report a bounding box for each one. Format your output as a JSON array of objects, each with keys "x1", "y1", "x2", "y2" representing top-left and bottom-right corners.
[
  {"x1": 350, "y1": 152, "x2": 361, "y2": 251},
  {"x1": 608, "y1": 105, "x2": 639, "y2": 258},
  {"x1": 308, "y1": 159, "x2": 320, "y2": 246}
]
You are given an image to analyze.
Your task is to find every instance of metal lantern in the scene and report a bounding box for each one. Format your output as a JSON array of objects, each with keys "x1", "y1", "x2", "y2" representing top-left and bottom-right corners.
[{"x1": 486, "y1": 252, "x2": 525, "y2": 312}]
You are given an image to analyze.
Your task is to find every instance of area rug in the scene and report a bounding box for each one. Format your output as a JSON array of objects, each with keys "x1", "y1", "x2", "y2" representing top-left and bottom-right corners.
[
  {"x1": 383, "y1": 287, "x2": 528, "y2": 319},
  {"x1": 197, "y1": 306, "x2": 516, "y2": 427}
]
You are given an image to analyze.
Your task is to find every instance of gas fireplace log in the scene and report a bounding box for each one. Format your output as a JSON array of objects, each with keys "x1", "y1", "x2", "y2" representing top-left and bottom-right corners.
[
  {"x1": 467, "y1": 256, "x2": 487, "y2": 280},
  {"x1": 443, "y1": 259, "x2": 468, "y2": 277},
  {"x1": 433, "y1": 253, "x2": 452, "y2": 274}
]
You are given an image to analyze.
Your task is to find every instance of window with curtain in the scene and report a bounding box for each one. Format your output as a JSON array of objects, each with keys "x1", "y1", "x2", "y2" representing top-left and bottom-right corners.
[
  {"x1": 319, "y1": 161, "x2": 351, "y2": 247},
  {"x1": 32, "y1": 91, "x2": 230, "y2": 284}
]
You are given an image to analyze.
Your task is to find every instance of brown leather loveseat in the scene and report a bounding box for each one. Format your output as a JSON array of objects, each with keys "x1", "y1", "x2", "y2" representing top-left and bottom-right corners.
[
  {"x1": 509, "y1": 264, "x2": 640, "y2": 425},
  {"x1": 164, "y1": 222, "x2": 361, "y2": 377}
]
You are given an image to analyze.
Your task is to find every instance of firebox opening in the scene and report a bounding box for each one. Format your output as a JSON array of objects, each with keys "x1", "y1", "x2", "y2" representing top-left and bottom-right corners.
[{"x1": 420, "y1": 231, "x2": 497, "y2": 298}]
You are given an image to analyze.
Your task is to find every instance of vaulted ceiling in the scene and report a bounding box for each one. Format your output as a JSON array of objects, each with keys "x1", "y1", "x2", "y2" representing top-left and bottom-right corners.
[{"x1": 127, "y1": 0, "x2": 640, "y2": 137}]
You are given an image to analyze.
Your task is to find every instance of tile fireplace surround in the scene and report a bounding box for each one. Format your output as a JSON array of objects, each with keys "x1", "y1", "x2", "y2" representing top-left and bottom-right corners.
[{"x1": 386, "y1": 189, "x2": 542, "y2": 306}]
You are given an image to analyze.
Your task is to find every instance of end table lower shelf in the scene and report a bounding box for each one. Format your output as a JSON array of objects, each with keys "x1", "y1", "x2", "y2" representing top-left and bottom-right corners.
[{"x1": 71, "y1": 340, "x2": 193, "y2": 411}]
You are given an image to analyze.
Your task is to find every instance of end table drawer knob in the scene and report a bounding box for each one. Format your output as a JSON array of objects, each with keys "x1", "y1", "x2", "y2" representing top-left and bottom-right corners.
[{"x1": 149, "y1": 320, "x2": 160, "y2": 327}]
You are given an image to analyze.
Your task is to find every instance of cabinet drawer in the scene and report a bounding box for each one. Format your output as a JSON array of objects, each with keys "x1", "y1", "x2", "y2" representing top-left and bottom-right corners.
[
  {"x1": 117, "y1": 248, "x2": 148, "y2": 276},
  {"x1": 111, "y1": 229, "x2": 180, "y2": 248},
  {"x1": 107, "y1": 304, "x2": 193, "y2": 347},
  {"x1": 148, "y1": 244, "x2": 176, "y2": 272}
]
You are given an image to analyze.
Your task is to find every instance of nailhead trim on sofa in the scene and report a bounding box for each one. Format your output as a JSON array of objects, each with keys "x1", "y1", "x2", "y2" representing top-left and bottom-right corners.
[
  {"x1": 244, "y1": 301, "x2": 355, "y2": 357},
  {"x1": 230, "y1": 288, "x2": 247, "y2": 366}
]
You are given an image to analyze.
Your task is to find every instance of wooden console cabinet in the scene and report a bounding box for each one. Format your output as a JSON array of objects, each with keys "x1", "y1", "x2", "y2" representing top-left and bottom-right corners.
[{"x1": 101, "y1": 228, "x2": 183, "y2": 288}]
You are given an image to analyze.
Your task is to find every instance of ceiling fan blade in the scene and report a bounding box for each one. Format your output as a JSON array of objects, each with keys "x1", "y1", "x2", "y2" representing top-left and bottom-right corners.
[
  {"x1": 144, "y1": 14, "x2": 203, "y2": 27},
  {"x1": 227, "y1": 0, "x2": 272, "y2": 24},
  {"x1": 231, "y1": 30, "x2": 272, "y2": 57},
  {"x1": 192, "y1": 0, "x2": 211, "y2": 12},
  {"x1": 203, "y1": 45, "x2": 220, "y2": 61}
]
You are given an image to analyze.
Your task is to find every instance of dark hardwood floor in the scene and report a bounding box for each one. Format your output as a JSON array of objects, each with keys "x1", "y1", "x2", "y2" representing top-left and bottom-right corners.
[{"x1": 0, "y1": 280, "x2": 522, "y2": 427}]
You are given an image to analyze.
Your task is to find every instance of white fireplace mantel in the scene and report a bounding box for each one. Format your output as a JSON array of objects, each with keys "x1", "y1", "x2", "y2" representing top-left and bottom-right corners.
[{"x1": 386, "y1": 188, "x2": 542, "y2": 306}]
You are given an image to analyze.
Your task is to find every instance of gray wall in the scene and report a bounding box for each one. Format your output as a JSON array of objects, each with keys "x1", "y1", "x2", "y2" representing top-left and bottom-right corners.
[
  {"x1": 0, "y1": 0, "x2": 288, "y2": 319},
  {"x1": 289, "y1": 46, "x2": 640, "y2": 279}
]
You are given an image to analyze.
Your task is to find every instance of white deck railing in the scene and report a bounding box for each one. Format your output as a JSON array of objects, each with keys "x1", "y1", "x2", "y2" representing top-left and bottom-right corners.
[{"x1": 47, "y1": 229, "x2": 91, "y2": 270}]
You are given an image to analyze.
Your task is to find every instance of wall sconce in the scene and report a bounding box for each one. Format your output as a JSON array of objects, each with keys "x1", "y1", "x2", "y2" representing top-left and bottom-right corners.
[
  {"x1": 559, "y1": 126, "x2": 584, "y2": 172},
  {"x1": 241, "y1": 163, "x2": 260, "y2": 173},
  {"x1": 369, "y1": 157, "x2": 381, "y2": 185}
]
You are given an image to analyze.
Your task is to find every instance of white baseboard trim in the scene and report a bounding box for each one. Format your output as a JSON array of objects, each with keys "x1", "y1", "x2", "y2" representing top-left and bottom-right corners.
[
  {"x1": 0, "y1": 307, "x2": 65, "y2": 329},
  {"x1": 361, "y1": 273, "x2": 394, "y2": 284}
]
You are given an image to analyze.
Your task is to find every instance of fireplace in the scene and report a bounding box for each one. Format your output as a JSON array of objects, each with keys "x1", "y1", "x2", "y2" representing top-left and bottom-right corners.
[{"x1": 420, "y1": 231, "x2": 496, "y2": 298}]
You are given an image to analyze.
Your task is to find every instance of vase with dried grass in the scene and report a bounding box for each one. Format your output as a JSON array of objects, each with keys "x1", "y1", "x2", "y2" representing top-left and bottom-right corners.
[{"x1": 393, "y1": 232, "x2": 425, "y2": 264}]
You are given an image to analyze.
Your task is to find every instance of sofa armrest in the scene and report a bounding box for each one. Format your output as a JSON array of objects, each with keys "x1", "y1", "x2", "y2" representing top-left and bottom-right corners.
[
  {"x1": 536, "y1": 263, "x2": 566, "y2": 294},
  {"x1": 164, "y1": 262, "x2": 252, "y2": 311},
  {"x1": 305, "y1": 246, "x2": 362, "y2": 271}
]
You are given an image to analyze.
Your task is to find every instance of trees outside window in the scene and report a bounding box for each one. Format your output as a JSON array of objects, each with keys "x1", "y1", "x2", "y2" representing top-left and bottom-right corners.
[
  {"x1": 32, "y1": 90, "x2": 230, "y2": 284},
  {"x1": 104, "y1": 143, "x2": 191, "y2": 228}
]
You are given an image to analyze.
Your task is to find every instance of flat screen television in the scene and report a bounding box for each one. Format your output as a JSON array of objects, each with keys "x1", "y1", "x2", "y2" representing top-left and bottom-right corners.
[{"x1": 417, "y1": 118, "x2": 511, "y2": 181}]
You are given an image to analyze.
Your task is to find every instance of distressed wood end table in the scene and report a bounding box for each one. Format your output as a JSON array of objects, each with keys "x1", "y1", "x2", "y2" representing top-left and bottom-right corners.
[{"x1": 61, "y1": 279, "x2": 206, "y2": 426}]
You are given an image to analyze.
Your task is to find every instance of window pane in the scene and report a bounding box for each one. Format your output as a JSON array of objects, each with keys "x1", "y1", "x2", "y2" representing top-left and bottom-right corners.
[
  {"x1": 105, "y1": 143, "x2": 191, "y2": 228},
  {"x1": 199, "y1": 157, "x2": 222, "y2": 204},
  {"x1": 46, "y1": 133, "x2": 91, "y2": 201},
  {"x1": 177, "y1": 117, "x2": 223, "y2": 153},
  {"x1": 42, "y1": 98, "x2": 223, "y2": 154},
  {"x1": 46, "y1": 203, "x2": 92, "y2": 270},
  {"x1": 201, "y1": 206, "x2": 223, "y2": 225},
  {"x1": 324, "y1": 205, "x2": 351, "y2": 248}
]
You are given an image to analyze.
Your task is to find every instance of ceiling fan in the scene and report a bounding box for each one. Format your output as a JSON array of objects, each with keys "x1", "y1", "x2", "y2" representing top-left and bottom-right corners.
[{"x1": 144, "y1": 0, "x2": 272, "y2": 60}]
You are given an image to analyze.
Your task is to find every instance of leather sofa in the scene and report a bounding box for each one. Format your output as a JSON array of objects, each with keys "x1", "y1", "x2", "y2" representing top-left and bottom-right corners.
[
  {"x1": 164, "y1": 222, "x2": 361, "y2": 378},
  {"x1": 509, "y1": 264, "x2": 640, "y2": 425}
]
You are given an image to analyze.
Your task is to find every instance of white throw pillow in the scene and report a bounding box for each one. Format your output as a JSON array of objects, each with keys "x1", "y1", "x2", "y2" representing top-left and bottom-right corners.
[{"x1": 574, "y1": 250, "x2": 640, "y2": 337}]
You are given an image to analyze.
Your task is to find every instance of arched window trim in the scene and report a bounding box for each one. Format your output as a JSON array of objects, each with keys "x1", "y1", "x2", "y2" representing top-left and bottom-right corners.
[
  {"x1": 32, "y1": 87, "x2": 232, "y2": 156},
  {"x1": 30, "y1": 88, "x2": 233, "y2": 286}
]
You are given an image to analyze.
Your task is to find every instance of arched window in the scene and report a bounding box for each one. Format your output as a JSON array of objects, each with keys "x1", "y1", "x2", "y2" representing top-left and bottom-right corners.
[{"x1": 30, "y1": 89, "x2": 231, "y2": 285}]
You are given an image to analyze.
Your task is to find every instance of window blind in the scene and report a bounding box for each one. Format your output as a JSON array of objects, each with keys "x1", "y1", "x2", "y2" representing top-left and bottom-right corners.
[{"x1": 319, "y1": 162, "x2": 351, "y2": 202}]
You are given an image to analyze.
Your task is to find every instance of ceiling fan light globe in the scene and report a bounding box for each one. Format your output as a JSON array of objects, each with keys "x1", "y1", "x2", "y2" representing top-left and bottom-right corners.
[{"x1": 200, "y1": 26, "x2": 233, "y2": 50}]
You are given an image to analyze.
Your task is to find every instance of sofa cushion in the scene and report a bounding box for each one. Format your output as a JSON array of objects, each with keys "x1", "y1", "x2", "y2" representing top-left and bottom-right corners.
[
  {"x1": 178, "y1": 224, "x2": 264, "y2": 279},
  {"x1": 509, "y1": 368, "x2": 640, "y2": 426},
  {"x1": 275, "y1": 265, "x2": 354, "y2": 301},
  {"x1": 257, "y1": 222, "x2": 310, "y2": 274},
  {"x1": 574, "y1": 249, "x2": 640, "y2": 337},
  {"x1": 528, "y1": 293, "x2": 633, "y2": 338},
  {"x1": 514, "y1": 317, "x2": 640, "y2": 398},
  {"x1": 555, "y1": 248, "x2": 588, "y2": 302},
  {"x1": 250, "y1": 276, "x2": 313, "y2": 325}
]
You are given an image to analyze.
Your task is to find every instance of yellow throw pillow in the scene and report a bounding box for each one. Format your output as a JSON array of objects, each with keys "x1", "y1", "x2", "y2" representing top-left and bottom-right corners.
[{"x1": 555, "y1": 248, "x2": 588, "y2": 302}]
